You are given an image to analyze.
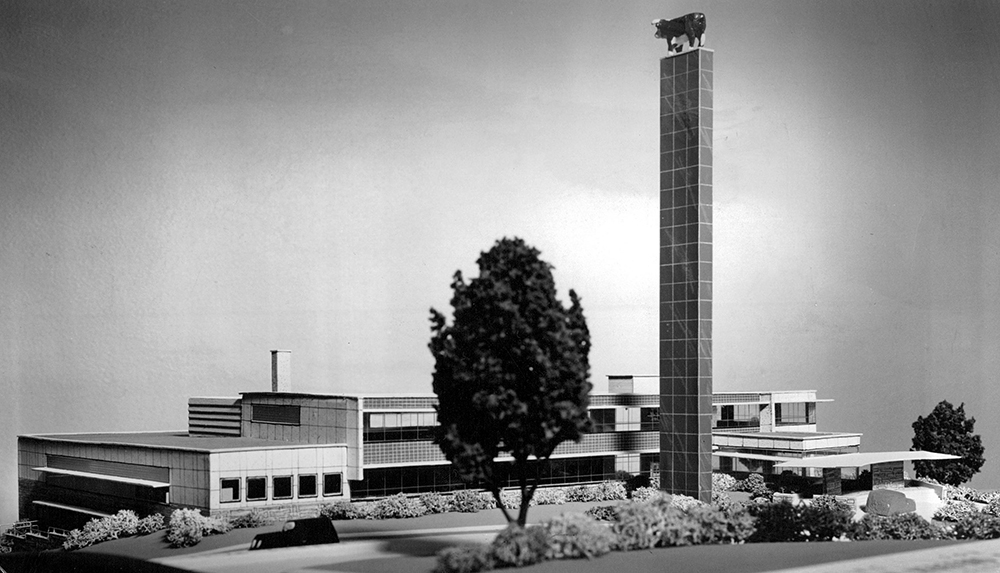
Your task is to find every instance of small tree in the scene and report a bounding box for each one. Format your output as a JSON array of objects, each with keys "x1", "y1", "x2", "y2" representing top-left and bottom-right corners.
[
  {"x1": 429, "y1": 237, "x2": 592, "y2": 526},
  {"x1": 911, "y1": 400, "x2": 985, "y2": 486}
]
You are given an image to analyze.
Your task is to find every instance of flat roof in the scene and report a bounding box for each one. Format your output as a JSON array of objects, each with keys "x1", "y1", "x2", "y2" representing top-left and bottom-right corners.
[
  {"x1": 714, "y1": 431, "x2": 863, "y2": 440},
  {"x1": 776, "y1": 451, "x2": 961, "y2": 469},
  {"x1": 21, "y1": 432, "x2": 345, "y2": 452}
]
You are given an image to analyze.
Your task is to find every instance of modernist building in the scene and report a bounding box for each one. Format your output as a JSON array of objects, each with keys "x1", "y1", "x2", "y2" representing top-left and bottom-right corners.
[{"x1": 17, "y1": 355, "x2": 860, "y2": 529}]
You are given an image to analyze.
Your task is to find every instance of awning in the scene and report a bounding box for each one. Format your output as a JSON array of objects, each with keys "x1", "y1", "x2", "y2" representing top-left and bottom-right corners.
[
  {"x1": 32, "y1": 500, "x2": 112, "y2": 518},
  {"x1": 32, "y1": 467, "x2": 171, "y2": 488},
  {"x1": 775, "y1": 450, "x2": 961, "y2": 469},
  {"x1": 712, "y1": 451, "x2": 797, "y2": 463}
]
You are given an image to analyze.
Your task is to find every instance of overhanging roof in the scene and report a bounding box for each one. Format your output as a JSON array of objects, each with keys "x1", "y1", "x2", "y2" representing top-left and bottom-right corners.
[
  {"x1": 712, "y1": 451, "x2": 797, "y2": 463},
  {"x1": 775, "y1": 450, "x2": 961, "y2": 469},
  {"x1": 32, "y1": 467, "x2": 171, "y2": 488},
  {"x1": 32, "y1": 500, "x2": 112, "y2": 518}
]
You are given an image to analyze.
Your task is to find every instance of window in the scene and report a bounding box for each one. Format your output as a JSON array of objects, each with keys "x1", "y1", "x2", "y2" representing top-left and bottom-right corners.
[
  {"x1": 251, "y1": 404, "x2": 301, "y2": 425},
  {"x1": 640, "y1": 408, "x2": 660, "y2": 431},
  {"x1": 221, "y1": 478, "x2": 240, "y2": 503},
  {"x1": 776, "y1": 402, "x2": 816, "y2": 425},
  {"x1": 589, "y1": 409, "x2": 616, "y2": 433},
  {"x1": 247, "y1": 477, "x2": 267, "y2": 501},
  {"x1": 713, "y1": 404, "x2": 761, "y2": 429},
  {"x1": 298, "y1": 475, "x2": 318, "y2": 498},
  {"x1": 323, "y1": 473, "x2": 343, "y2": 496},
  {"x1": 273, "y1": 476, "x2": 292, "y2": 499}
]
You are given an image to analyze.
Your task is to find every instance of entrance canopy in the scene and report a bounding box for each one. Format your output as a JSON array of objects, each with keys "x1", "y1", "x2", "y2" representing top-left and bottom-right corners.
[{"x1": 775, "y1": 450, "x2": 960, "y2": 469}]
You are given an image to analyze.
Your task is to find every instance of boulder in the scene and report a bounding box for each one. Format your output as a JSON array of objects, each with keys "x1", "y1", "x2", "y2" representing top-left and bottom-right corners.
[{"x1": 864, "y1": 489, "x2": 916, "y2": 516}]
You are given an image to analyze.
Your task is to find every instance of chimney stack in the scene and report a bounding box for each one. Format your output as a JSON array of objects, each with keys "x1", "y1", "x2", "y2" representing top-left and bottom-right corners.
[{"x1": 271, "y1": 350, "x2": 291, "y2": 392}]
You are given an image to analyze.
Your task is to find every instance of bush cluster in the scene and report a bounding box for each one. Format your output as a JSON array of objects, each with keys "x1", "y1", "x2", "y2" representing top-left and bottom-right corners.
[
  {"x1": 229, "y1": 509, "x2": 274, "y2": 529},
  {"x1": 534, "y1": 488, "x2": 569, "y2": 506},
  {"x1": 584, "y1": 505, "x2": 619, "y2": 522},
  {"x1": 165, "y1": 508, "x2": 232, "y2": 548},
  {"x1": 630, "y1": 486, "x2": 668, "y2": 503},
  {"x1": 564, "y1": 481, "x2": 626, "y2": 502},
  {"x1": 369, "y1": 493, "x2": 428, "y2": 519},
  {"x1": 490, "y1": 524, "x2": 549, "y2": 568},
  {"x1": 499, "y1": 489, "x2": 530, "y2": 510},
  {"x1": 434, "y1": 544, "x2": 495, "y2": 573},
  {"x1": 734, "y1": 474, "x2": 773, "y2": 501},
  {"x1": 451, "y1": 490, "x2": 496, "y2": 513},
  {"x1": 851, "y1": 513, "x2": 945, "y2": 541},
  {"x1": 610, "y1": 498, "x2": 753, "y2": 551},
  {"x1": 952, "y1": 512, "x2": 1000, "y2": 540},
  {"x1": 421, "y1": 492, "x2": 450, "y2": 514},
  {"x1": 984, "y1": 499, "x2": 1000, "y2": 517},
  {"x1": 712, "y1": 473, "x2": 738, "y2": 493},
  {"x1": 321, "y1": 500, "x2": 371, "y2": 520},
  {"x1": 541, "y1": 512, "x2": 615, "y2": 559},
  {"x1": 934, "y1": 500, "x2": 978, "y2": 522},
  {"x1": 63, "y1": 510, "x2": 164, "y2": 551},
  {"x1": 748, "y1": 499, "x2": 854, "y2": 542}
]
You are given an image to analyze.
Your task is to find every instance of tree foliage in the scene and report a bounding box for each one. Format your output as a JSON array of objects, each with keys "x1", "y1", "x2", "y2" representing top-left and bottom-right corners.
[
  {"x1": 429, "y1": 237, "x2": 592, "y2": 526},
  {"x1": 911, "y1": 400, "x2": 985, "y2": 486}
]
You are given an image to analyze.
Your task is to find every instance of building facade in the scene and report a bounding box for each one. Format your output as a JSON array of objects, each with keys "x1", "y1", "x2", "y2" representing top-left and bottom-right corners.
[{"x1": 18, "y1": 367, "x2": 860, "y2": 529}]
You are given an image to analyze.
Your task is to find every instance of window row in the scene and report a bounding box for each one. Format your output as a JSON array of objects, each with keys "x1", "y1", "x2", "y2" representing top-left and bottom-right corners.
[
  {"x1": 364, "y1": 412, "x2": 438, "y2": 442},
  {"x1": 351, "y1": 456, "x2": 618, "y2": 499},
  {"x1": 220, "y1": 473, "x2": 342, "y2": 503}
]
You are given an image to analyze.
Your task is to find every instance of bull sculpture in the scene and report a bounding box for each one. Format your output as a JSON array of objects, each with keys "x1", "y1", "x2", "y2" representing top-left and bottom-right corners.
[{"x1": 652, "y1": 13, "x2": 707, "y2": 54}]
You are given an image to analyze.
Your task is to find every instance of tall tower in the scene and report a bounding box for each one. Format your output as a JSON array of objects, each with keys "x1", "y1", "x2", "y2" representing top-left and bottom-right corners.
[{"x1": 659, "y1": 47, "x2": 713, "y2": 503}]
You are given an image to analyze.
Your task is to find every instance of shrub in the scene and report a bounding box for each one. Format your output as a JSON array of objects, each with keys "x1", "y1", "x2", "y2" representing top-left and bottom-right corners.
[
  {"x1": 712, "y1": 491, "x2": 743, "y2": 513},
  {"x1": 984, "y1": 499, "x2": 1000, "y2": 517},
  {"x1": 624, "y1": 473, "x2": 650, "y2": 496},
  {"x1": 166, "y1": 508, "x2": 231, "y2": 548},
  {"x1": 850, "y1": 513, "x2": 946, "y2": 541},
  {"x1": 735, "y1": 474, "x2": 772, "y2": 501},
  {"x1": 489, "y1": 525, "x2": 549, "y2": 568},
  {"x1": 499, "y1": 489, "x2": 527, "y2": 510},
  {"x1": 611, "y1": 501, "x2": 668, "y2": 550},
  {"x1": 418, "y1": 492, "x2": 449, "y2": 514},
  {"x1": 748, "y1": 500, "x2": 804, "y2": 542},
  {"x1": 136, "y1": 514, "x2": 165, "y2": 535},
  {"x1": 945, "y1": 484, "x2": 979, "y2": 502},
  {"x1": 977, "y1": 490, "x2": 1000, "y2": 504},
  {"x1": 230, "y1": 509, "x2": 273, "y2": 529},
  {"x1": 663, "y1": 494, "x2": 704, "y2": 513},
  {"x1": 62, "y1": 510, "x2": 155, "y2": 550},
  {"x1": 800, "y1": 498, "x2": 855, "y2": 541},
  {"x1": 109, "y1": 510, "x2": 140, "y2": 537},
  {"x1": 584, "y1": 505, "x2": 619, "y2": 522},
  {"x1": 451, "y1": 490, "x2": 494, "y2": 513},
  {"x1": 369, "y1": 493, "x2": 427, "y2": 519},
  {"x1": 62, "y1": 529, "x2": 93, "y2": 551},
  {"x1": 630, "y1": 486, "x2": 668, "y2": 503},
  {"x1": 204, "y1": 515, "x2": 232, "y2": 536},
  {"x1": 565, "y1": 481, "x2": 626, "y2": 503},
  {"x1": 534, "y1": 488, "x2": 568, "y2": 506},
  {"x1": 434, "y1": 544, "x2": 495, "y2": 573},
  {"x1": 712, "y1": 473, "x2": 738, "y2": 493},
  {"x1": 953, "y1": 512, "x2": 1000, "y2": 540},
  {"x1": 321, "y1": 500, "x2": 370, "y2": 520},
  {"x1": 166, "y1": 509, "x2": 205, "y2": 548},
  {"x1": 934, "y1": 500, "x2": 979, "y2": 522},
  {"x1": 662, "y1": 504, "x2": 755, "y2": 546},
  {"x1": 541, "y1": 512, "x2": 615, "y2": 559}
]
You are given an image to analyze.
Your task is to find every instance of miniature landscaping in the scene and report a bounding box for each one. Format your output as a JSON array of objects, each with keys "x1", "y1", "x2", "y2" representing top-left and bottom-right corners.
[{"x1": 8, "y1": 470, "x2": 997, "y2": 573}]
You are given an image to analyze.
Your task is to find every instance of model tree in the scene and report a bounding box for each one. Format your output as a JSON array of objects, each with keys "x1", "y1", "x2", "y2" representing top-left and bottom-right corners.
[
  {"x1": 911, "y1": 400, "x2": 985, "y2": 486},
  {"x1": 429, "y1": 237, "x2": 592, "y2": 527}
]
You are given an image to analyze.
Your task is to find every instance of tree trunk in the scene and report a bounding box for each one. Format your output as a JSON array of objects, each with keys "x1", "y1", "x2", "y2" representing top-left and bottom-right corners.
[{"x1": 489, "y1": 485, "x2": 514, "y2": 524}]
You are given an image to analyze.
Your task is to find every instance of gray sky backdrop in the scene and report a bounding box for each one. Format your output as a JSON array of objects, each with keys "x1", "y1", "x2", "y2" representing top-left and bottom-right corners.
[{"x1": 2, "y1": 1, "x2": 999, "y2": 524}]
